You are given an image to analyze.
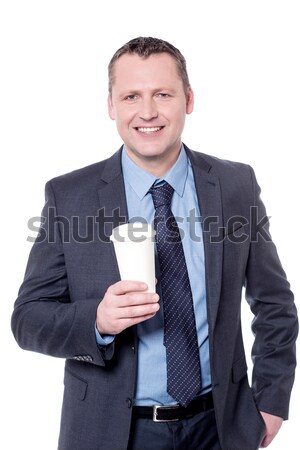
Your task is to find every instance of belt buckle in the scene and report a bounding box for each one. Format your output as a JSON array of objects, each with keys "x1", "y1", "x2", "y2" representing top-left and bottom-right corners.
[{"x1": 152, "y1": 404, "x2": 181, "y2": 422}]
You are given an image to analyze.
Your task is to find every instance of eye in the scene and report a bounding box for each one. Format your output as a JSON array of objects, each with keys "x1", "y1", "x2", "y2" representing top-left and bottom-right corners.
[
  {"x1": 157, "y1": 93, "x2": 170, "y2": 98},
  {"x1": 124, "y1": 94, "x2": 138, "y2": 101}
]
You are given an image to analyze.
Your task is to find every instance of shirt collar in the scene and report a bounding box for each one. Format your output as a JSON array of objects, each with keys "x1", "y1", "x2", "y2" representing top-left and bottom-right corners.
[{"x1": 121, "y1": 144, "x2": 189, "y2": 200}]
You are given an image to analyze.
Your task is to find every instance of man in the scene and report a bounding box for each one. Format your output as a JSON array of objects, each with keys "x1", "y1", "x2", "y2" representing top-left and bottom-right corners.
[{"x1": 12, "y1": 37, "x2": 298, "y2": 450}]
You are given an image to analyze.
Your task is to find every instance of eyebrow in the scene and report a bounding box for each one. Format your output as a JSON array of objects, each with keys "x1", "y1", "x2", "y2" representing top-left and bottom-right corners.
[{"x1": 118, "y1": 88, "x2": 177, "y2": 98}]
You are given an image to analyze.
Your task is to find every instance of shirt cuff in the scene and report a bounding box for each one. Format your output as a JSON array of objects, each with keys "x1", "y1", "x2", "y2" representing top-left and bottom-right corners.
[{"x1": 95, "y1": 323, "x2": 115, "y2": 346}]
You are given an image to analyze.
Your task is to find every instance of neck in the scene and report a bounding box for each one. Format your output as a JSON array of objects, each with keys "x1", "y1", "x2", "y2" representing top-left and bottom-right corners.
[{"x1": 124, "y1": 145, "x2": 182, "y2": 178}]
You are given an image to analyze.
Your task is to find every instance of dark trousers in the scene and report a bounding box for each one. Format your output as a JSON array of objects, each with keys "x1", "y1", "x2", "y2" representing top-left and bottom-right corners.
[{"x1": 127, "y1": 407, "x2": 221, "y2": 450}]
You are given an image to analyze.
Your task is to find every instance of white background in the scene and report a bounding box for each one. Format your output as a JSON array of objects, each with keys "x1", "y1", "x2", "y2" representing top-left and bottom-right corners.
[{"x1": 0, "y1": 1, "x2": 299, "y2": 449}]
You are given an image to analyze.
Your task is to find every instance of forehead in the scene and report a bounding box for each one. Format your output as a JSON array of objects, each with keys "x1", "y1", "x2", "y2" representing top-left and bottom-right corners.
[{"x1": 111, "y1": 53, "x2": 183, "y2": 91}]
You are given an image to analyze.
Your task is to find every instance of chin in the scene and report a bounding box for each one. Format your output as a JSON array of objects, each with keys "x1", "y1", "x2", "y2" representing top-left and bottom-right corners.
[{"x1": 136, "y1": 149, "x2": 167, "y2": 160}]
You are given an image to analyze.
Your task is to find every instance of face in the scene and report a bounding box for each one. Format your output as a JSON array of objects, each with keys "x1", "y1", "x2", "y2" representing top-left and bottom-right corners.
[{"x1": 108, "y1": 53, "x2": 194, "y2": 173}]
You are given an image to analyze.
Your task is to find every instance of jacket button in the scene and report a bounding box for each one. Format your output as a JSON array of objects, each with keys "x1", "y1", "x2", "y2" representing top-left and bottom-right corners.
[
  {"x1": 126, "y1": 398, "x2": 132, "y2": 408},
  {"x1": 131, "y1": 345, "x2": 136, "y2": 353}
]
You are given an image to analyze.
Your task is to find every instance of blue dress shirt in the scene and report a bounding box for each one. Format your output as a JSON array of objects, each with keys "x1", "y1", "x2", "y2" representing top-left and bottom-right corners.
[{"x1": 96, "y1": 145, "x2": 211, "y2": 405}]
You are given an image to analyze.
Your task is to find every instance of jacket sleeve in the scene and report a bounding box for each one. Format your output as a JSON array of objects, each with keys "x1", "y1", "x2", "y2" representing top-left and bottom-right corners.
[
  {"x1": 11, "y1": 180, "x2": 114, "y2": 366},
  {"x1": 245, "y1": 166, "x2": 298, "y2": 420}
]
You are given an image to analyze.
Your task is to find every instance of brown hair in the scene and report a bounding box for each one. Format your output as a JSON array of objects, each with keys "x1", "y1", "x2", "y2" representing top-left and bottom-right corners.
[{"x1": 108, "y1": 36, "x2": 190, "y2": 95}]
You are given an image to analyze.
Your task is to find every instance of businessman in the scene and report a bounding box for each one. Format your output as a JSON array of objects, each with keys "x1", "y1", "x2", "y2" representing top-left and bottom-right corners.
[{"x1": 12, "y1": 37, "x2": 298, "y2": 450}]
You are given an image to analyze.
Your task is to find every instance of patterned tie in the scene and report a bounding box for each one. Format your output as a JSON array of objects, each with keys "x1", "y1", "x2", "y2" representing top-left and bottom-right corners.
[{"x1": 149, "y1": 181, "x2": 202, "y2": 407}]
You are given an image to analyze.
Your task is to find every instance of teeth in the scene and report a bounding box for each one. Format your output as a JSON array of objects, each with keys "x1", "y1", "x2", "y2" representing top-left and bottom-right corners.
[{"x1": 137, "y1": 127, "x2": 162, "y2": 133}]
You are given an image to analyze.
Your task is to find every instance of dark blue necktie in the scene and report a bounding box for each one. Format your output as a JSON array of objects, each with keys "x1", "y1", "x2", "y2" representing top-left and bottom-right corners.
[{"x1": 149, "y1": 181, "x2": 202, "y2": 407}]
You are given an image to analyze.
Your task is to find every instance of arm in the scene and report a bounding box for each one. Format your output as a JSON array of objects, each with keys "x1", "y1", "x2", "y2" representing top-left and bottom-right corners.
[
  {"x1": 245, "y1": 167, "x2": 298, "y2": 421},
  {"x1": 11, "y1": 181, "x2": 160, "y2": 365},
  {"x1": 11, "y1": 181, "x2": 108, "y2": 365}
]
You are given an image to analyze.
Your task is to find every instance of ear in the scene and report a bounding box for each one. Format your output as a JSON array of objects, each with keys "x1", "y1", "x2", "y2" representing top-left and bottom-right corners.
[
  {"x1": 186, "y1": 87, "x2": 194, "y2": 114},
  {"x1": 107, "y1": 94, "x2": 115, "y2": 120}
]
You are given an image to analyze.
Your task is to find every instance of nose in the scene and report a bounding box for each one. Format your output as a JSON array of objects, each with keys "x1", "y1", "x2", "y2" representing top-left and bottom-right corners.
[{"x1": 139, "y1": 97, "x2": 158, "y2": 121}]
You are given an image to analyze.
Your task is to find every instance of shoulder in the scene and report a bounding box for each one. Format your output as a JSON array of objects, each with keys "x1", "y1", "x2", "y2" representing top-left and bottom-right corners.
[
  {"x1": 45, "y1": 149, "x2": 122, "y2": 195},
  {"x1": 187, "y1": 147, "x2": 251, "y2": 175},
  {"x1": 184, "y1": 146, "x2": 259, "y2": 209},
  {"x1": 185, "y1": 146, "x2": 255, "y2": 187}
]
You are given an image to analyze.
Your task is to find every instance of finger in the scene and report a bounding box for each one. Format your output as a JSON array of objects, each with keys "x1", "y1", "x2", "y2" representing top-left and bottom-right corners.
[
  {"x1": 108, "y1": 280, "x2": 148, "y2": 295},
  {"x1": 119, "y1": 301, "x2": 160, "y2": 319},
  {"x1": 121, "y1": 292, "x2": 159, "y2": 307},
  {"x1": 120, "y1": 311, "x2": 159, "y2": 327},
  {"x1": 260, "y1": 434, "x2": 272, "y2": 448}
]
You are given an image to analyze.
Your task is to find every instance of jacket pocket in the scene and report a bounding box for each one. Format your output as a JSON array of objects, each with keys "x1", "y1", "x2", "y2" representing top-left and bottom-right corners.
[
  {"x1": 64, "y1": 367, "x2": 88, "y2": 401},
  {"x1": 232, "y1": 354, "x2": 248, "y2": 383}
]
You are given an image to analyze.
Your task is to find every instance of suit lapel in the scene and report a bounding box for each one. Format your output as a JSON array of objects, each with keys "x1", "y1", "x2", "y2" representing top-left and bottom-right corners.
[
  {"x1": 97, "y1": 149, "x2": 128, "y2": 235},
  {"x1": 186, "y1": 147, "x2": 223, "y2": 334},
  {"x1": 96, "y1": 149, "x2": 128, "y2": 284},
  {"x1": 97, "y1": 148, "x2": 137, "y2": 346}
]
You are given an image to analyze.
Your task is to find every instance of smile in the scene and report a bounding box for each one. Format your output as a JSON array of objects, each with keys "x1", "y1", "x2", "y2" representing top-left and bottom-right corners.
[{"x1": 135, "y1": 126, "x2": 164, "y2": 134}]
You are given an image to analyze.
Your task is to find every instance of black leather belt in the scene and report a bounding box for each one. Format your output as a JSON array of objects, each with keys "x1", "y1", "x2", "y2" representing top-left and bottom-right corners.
[{"x1": 132, "y1": 391, "x2": 213, "y2": 422}]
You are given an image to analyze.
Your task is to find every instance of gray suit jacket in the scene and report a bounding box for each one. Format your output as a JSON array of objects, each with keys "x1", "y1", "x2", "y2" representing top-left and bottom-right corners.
[{"x1": 11, "y1": 146, "x2": 298, "y2": 450}]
